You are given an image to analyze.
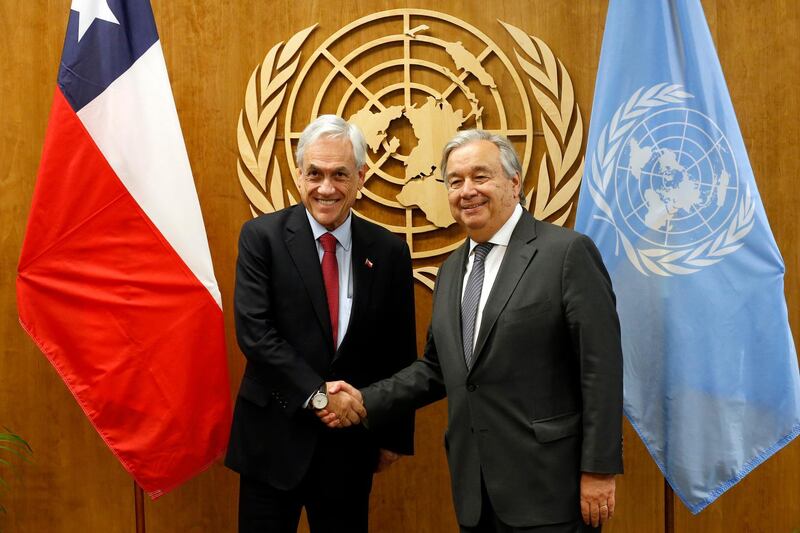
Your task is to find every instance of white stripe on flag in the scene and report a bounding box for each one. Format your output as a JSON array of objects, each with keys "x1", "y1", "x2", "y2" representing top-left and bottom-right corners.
[{"x1": 76, "y1": 42, "x2": 222, "y2": 307}]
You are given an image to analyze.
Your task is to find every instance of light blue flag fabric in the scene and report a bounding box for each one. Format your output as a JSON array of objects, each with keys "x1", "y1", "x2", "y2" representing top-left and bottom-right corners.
[{"x1": 575, "y1": 0, "x2": 800, "y2": 514}]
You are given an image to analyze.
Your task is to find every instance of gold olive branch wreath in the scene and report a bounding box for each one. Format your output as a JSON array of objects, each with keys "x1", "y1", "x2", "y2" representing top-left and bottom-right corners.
[{"x1": 584, "y1": 83, "x2": 755, "y2": 276}]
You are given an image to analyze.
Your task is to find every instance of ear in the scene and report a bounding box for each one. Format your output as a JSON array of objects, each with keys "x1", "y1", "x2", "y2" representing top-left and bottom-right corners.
[
  {"x1": 511, "y1": 173, "x2": 521, "y2": 199},
  {"x1": 356, "y1": 164, "x2": 367, "y2": 189}
]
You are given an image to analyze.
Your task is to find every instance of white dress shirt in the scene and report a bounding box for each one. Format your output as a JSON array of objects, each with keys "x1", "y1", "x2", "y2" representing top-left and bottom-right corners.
[
  {"x1": 305, "y1": 209, "x2": 354, "y2": 349},
  {"x1": 461, "y1": 203, "x2": 524, "y2": 350}
]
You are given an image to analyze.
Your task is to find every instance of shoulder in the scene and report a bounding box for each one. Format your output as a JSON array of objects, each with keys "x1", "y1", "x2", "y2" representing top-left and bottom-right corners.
[
  {"x1": 240, "y1": 205, "x2": 300, "y2": 236},
  {"x1": 531, "y1": 219, "x2": 609, "y2": 279},
  {"x1": 237, "y1": 206, "x2": 304, "y2": 257}
]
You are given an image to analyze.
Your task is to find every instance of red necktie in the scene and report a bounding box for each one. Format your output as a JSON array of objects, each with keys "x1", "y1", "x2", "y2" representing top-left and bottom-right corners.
[{"x1": 319, "y1": 233, "x2": 339, "y2": 346}]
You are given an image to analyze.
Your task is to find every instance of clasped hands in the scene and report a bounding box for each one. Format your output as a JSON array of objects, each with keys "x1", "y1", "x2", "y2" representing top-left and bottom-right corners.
[{"x1": 315, "y1": 381, "x2": 366, "y2": 428}]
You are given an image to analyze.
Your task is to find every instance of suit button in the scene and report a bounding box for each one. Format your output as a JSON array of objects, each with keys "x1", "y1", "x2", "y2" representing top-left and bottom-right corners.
[{"x1": 466, "y1": 383, "x2": 476, "y2": 392}]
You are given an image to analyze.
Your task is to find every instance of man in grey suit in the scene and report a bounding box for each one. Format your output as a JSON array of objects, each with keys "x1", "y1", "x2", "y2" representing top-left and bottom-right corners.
[{"x1": 326, "y1": 130, "x2": 623, "y2": 532}]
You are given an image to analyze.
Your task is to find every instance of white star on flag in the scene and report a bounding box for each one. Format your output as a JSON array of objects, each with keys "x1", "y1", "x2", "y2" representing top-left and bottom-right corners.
[{"x1": 71, "y1": 0, "x2": 120, "y2": 42}]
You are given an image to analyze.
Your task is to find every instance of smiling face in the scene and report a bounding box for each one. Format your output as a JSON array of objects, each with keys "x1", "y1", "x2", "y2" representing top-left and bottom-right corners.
[
  {"x1": 445, "y1": 140, "x2": 520, "y2": 242},
  {"x1": 296, "y1": 136, "x2": 366, "y2": 230}
]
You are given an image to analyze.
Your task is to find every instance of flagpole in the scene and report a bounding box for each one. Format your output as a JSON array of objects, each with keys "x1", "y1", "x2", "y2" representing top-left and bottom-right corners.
[
  {"x1": 664, "y1": 480, "x2": 674, "y2": 533},
  {"x1": 134, "y1": 482, "x2": 146, "y2": 533}
]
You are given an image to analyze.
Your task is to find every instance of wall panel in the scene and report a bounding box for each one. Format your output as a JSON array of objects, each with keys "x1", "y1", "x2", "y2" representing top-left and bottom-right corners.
[{"x1": 0, "y1": 1, "x2": 796, "y2": 532}]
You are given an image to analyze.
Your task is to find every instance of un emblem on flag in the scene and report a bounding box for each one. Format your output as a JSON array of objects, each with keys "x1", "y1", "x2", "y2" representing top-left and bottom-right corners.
[
  {"x1": 586, "y1": 84, "x2": 756, "y2": 276},
  {"x1": 235, "y1": 10, "x2": 586, "y2": 288}
]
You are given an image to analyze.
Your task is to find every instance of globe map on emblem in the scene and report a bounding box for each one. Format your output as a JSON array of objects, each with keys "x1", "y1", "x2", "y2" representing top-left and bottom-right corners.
[
  {"x1": 614, "y1": 107, "x2": 739, "y2": 248},
  {"x1": 284, "y1": 9, "x2": 533, "y2": 261}
]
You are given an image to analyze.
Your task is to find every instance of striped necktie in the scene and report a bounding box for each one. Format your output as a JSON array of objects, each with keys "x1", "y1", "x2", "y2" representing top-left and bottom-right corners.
[{"x1": 461, "y1": 242, "x2": 494, "y2": 369}]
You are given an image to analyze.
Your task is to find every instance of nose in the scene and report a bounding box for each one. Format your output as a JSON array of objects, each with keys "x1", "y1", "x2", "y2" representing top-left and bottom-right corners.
[
  {"x1": 318, "y1": 176, "x2": 336, "y2": 194},
  {"x1": 460, "y1": 178, "x2": 477, "y2": 198}
]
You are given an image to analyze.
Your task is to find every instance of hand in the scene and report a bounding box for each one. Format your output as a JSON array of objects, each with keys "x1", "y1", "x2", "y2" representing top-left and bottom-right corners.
[
  {"x1": 314, "y1": 381, "x2": 365, "y2": 428},
  {"x1": 375, "y1": 449, "x2": 401, "y2": 473},
  {"x1": 580, "y1": 473, "x2": 616, "y2": 527}
]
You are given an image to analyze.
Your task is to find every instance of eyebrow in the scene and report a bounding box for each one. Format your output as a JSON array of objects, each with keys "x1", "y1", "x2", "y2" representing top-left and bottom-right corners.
[
  {"x1": 304, "y1": 164, "x2": 351, "y2": 174},
  {"x1": 446, "y1": 165, "x2": 494, "y2": 178}
]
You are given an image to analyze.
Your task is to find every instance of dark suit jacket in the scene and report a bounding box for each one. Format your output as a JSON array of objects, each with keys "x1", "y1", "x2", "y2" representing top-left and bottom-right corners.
[
  {"x1": 225, "y1": 204, "x2": 416, "y2": 490},
  {"x1": 362, "y1": 211, "x2": 623, "y2": 528}
]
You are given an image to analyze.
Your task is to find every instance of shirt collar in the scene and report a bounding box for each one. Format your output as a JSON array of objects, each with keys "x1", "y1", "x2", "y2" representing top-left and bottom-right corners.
[
  {"x1": 305, "y1": 209, "x2": 353, "y2": 251},
  {"x1": 468, "y1": 203, "x2": 523, "y2": 254}
]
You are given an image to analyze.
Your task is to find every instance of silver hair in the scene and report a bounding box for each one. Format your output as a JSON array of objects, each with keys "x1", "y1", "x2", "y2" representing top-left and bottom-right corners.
[
  {"x1": 295, "y1": 114, "x2": 368, "y2": 170},
  {"x1": 440, "y1": 129, "x2": 524, "y2": 205}
]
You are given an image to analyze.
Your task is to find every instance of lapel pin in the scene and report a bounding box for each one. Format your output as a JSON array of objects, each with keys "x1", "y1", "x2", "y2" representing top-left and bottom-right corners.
[{"x1": 365, "y1": 258, "x2": 373, "y2": 268}]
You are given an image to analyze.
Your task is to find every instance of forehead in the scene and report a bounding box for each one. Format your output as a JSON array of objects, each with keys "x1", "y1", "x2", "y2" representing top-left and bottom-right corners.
[
  {"x1": 446, "y1": 140, "x2": 502, "y2": 173},
  {"x1": 301, "y1": 136, "x2": 356, "y2": 169}
]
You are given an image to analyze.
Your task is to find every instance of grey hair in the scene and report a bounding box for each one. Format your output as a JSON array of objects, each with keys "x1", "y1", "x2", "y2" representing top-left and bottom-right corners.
[
  {"x1": 295, "y1": 114, "x2": 368, "y2": 170},
  {"x1": 440, "y1": 129, "x2": 522, "y2": 180}
]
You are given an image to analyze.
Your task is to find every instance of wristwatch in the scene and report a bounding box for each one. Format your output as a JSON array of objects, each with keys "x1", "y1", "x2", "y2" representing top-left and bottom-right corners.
[{"x1": 310, "y1": 383, "x2": 328, "y2": 410}]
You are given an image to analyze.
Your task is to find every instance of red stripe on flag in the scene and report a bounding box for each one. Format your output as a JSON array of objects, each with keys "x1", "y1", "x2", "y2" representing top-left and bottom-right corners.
[{"x1": 17, "y1": 88, "x2": 231, "y2": 497}]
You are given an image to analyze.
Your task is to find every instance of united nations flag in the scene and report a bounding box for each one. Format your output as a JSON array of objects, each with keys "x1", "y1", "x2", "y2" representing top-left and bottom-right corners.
[{"x1": 576, "y1": 0, "x2": 800, "y2": 514}]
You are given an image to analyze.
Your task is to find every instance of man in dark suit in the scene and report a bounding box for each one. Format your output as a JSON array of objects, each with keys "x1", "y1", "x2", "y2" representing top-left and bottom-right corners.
[
  {"x1": 330, "y1": 130, "x2": 623, "y2": 532},
  {"x1": 225, "y1": 115, "x2": 416, "y2": 533}
]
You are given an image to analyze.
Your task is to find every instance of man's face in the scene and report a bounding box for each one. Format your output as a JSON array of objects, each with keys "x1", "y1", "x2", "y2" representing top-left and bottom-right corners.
[
  {"x1": 445, "y1": 140, "x2": 520, "y2": 242},
  {"x1": 296, "y1": 136, "x2": 365, "y2": 230}
]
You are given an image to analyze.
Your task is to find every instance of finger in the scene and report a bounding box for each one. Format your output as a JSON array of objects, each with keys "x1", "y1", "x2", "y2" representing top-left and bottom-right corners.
[
  {"x1": 336, "y1": 381, "x2": 354, "y2": 393},
  {"x1": 580, "y1": 500, "x2": 590, "y2": 525},
  {"x1": 337, "y1": 395, "x2": 364, "y2": 419},
  {"x1": 344, "y1": 409, "x2": 361, "y2": 425},
  {"x1": 320, "y1": 413, "x2": 337, "y2": 425},
  {"x1": 384, "y1": 451, "x2": 399, "y2": 462},
  {"x1": 326, "y1": 381, "x2": 343, "y2": 394},
  {"x1": 315, "y1": 409, "x2": 330, "y2": 419},
  {"x1": 349, "y1": 386, "x2": 363, "y2": 403},
  {"x1": 590, "y1": 503, "x2": 600, "y2": 528},
  {"x1": 608, "y1": 493, "x2": 616, "y2": 519},
  {"x1": 353, "y1": 402, "x2": 367, "y2": 419},
  {"x1": 599, "y1": 503, "x2": 609, "y2": 524},
  {"x1": 338, "y1": 382, "x2": 363, "y2": 403}
]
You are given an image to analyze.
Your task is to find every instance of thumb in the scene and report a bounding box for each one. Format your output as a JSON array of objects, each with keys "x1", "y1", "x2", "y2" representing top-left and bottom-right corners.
[{"x1": 326, "y1": 381, "x2": 344, "y2": 394}]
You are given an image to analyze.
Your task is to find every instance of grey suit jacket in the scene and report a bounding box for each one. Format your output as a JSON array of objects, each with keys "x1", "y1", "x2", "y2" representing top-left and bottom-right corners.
[{"x1": 362, "y1": 211, "x2": 623, "y2": 528}]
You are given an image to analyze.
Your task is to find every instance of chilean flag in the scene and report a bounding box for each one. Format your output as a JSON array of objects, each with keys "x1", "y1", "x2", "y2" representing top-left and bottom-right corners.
[{"x1": 16, "y1": 0, "x2": 232, "y2": 498}]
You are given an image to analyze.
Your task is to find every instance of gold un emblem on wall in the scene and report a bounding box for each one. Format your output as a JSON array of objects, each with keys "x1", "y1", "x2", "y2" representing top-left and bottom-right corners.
[{"x1": 236, "y1": 9, "x2": 585, "y2": 289}]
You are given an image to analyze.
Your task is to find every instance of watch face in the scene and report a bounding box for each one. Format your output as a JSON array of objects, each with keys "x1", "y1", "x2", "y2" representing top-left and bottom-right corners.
[{"x1": 312, "y1": 393, "x2": 328, "y2": 410}]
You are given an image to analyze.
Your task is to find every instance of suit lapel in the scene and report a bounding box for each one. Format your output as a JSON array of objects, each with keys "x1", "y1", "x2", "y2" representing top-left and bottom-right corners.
[
  {"x1": 284, "y1": 206, "x2": 334, "y2": 352},
  {"x1": 470, "y1": 213, "x2": 538, "y2": 370},
  {"x1": 334, "y1": 215, "x2": 375, "y2": 362},
  {"x1": 440, "y1": 240, "x2": 470, "y2": 376}
]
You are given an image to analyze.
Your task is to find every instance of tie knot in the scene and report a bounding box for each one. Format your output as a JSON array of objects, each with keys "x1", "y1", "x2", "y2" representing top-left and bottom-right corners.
[
  {"x1": 320, "y1": 232, "x2": 337, "y2": 253},
  {"x1": 473, "y1": 242, "x2": 494, "y2": 263}
]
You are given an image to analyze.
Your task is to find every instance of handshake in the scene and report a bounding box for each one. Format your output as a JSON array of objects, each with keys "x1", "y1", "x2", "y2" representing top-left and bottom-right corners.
[{"x1": 315, "y1": 381, "x2": 366, "y2": 429}]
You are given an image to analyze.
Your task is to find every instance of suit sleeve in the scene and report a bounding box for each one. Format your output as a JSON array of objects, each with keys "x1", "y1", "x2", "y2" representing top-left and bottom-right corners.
[
  {"x1": 362, "y1": 277, "x2": 448, "y2": 435},
  {"x1": 234, "y1": 221, "x2": 323, "y2": 416},
  {"x1": 562, "y1": 234, "x2": 624, "y2": 474},
  {"x1": 369, "y1": 240, "x2": 419, "y2": 455}
]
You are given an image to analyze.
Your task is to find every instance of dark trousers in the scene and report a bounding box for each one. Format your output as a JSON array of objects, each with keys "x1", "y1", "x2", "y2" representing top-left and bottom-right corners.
[
  {"x1": 460, "y1": 475, "x2": 601, "y2": 533},
  {"x1": 238, "y1": 432, "x2": 377, "y2": 533}
]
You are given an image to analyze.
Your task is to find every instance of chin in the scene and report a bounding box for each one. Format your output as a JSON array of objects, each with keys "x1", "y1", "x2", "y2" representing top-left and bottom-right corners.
[{"x1": 461, "y1": 213, "x2": 487, "y2": 228}]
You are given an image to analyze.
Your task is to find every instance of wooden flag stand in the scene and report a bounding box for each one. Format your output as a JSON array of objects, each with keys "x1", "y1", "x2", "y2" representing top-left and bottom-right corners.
[
  {"x1": 134, "y1": 483, "x2": 146, "y2": 533},
  {"x1": 665, "y1": 480, "x2": 675, "y2": 533}
]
